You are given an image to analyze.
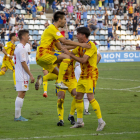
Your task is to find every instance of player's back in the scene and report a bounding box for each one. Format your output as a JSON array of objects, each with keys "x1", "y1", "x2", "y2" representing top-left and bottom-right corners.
[
  {"x1": 38, "y1": 24, "x2": 63, "y2": 50},
  {"x1": 3, "y1": 41, "x2": 15, "y2": 61},
  {"x1": 14, "y1": 43, "x2": 29, "y2": 81}
]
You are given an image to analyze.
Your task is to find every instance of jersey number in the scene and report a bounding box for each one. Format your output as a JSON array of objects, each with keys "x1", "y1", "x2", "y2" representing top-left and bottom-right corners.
[{"x1": 14, "y1": 54, "x2": 16, "y2": 64}]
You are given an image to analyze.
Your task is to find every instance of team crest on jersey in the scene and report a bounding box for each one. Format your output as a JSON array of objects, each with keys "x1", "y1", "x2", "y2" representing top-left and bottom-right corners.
[
  {"x1": 56, "y1": 32, "x2": 61, "y2": 36},
  {"x1": 24, "y1": 85, "x2": 28, "y2": 89},
  {"x1": 83, "y1": 50, "x2": 86, "y2": 53}
]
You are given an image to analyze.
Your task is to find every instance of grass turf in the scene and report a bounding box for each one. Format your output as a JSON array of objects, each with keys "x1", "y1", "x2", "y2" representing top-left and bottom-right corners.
[{"x1": 0, "y1": 62, "x2": 140, "y2": 140}]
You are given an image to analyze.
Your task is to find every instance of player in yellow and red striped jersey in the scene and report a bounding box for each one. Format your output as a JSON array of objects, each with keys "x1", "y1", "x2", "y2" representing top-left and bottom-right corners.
[{"x1": 0, "y1": 33, "x2": 17, "y2": 89}]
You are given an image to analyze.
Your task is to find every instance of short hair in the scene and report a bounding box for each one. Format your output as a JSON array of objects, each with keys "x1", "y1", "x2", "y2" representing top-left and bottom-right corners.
[
  {"x1": 9, "y1": 33, "x2": 16, "y2": 40},
  {"x1": 18, "y1": 29, "x2": 29, "y2": 40},
  {"x1": 53, "y1": 11, "x2": 65, "y2": 22},
  {"x1": 77, "y1": 27, "x2": 90, "y2": 38}
]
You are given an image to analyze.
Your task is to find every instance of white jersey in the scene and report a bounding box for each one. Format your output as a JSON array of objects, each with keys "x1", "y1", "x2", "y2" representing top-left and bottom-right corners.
[
  {"x1": 14, "y1": 43, "x2": 30, "y2": 81},
  {"x1": 25, "y1": 43, "x2": 31, "y2": 54}
]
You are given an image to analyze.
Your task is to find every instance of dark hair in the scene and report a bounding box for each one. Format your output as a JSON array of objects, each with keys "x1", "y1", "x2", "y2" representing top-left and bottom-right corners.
[
  {"x1": 53, "y1": 11, "x2": 65, "y2": 22},
  {"x1": 18, "y1": 29, "x2": 29, "y2": 40},
  {"x1": 9, "y1": 33, "x2": 16, "y2": 40},
  {"x1": 77, "y1": 27, "x2": 90, "y2": 38}
]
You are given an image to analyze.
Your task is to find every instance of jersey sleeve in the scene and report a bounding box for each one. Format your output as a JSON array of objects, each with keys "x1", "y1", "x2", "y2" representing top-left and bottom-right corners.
[
  {"x1": 85, "y1": 44, "x2": 96, "y2": 57},
  {"x1": 72, "y1": 47, "x2": 79, "y2": 55},
  {"x1": 4, "y1": 42, "x2": 10, "y2": 51},
  {"x1": 19, "y1": 48, "x2": 27, "y2": 62},
  {"x1": 51, "y1": 26, "x2": 64, "y2": 40}
]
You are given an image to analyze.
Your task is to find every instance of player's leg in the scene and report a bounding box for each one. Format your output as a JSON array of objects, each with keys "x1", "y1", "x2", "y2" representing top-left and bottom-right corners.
[
  {"x1": 68, "y1": 88, "x2": 76, "y2": 125},
  {"x1": 70, "y1": 92, "x2": 84, "y2": 128},
  {"x1": 0, "y1": 67, "x2": 7, "y2": 76},
  {"x1": 84, "y1": 93, "x2": 90, "y2": 115},
  {"x1": 14, "y1": 81, "x2": 29, "y2": 121},
  {"x1": 87, "y1": 93, "x2": 106, "y2": 131},
  {"x1": 43, "y1": 69, "x2": 48, "y2": 98},
  {"x1": 54, "y1": 53, "x2": 70, "y2": 88},
  {"x1": 13, "y1": 69, "x2": 16, "y2": 90},
  {"x1": 57, "y1": 90, "x2": 65, "y2": 126}
]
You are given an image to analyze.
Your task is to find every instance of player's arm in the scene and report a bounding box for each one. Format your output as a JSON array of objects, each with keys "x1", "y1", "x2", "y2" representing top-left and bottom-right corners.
[
  {"x1": 58, "y1": 37, "x2": 91, "y2": 49},
  {"x1": 97, "y1": 53, "x2": 101, "y2": 64},
  {"x1": 21, "y1": 62, "x2": 34, "y2": 83},
  {"x1": 2, "y1": 48, "x2": 13, "y2": 59}
]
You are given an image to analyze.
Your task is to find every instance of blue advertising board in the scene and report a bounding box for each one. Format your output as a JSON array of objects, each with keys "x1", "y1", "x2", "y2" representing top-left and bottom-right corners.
[{"x1": 0, "y1": 51, "x2": 140, "y2": 65}]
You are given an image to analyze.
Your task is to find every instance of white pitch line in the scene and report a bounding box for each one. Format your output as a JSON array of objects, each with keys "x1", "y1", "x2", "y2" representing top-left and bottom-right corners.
[
  {"x1": 99, "y1": 77, "x2": 140, "y2": 82},
  {"x1": 0, "y1": 131, "x2": 139, "y2": 140}
]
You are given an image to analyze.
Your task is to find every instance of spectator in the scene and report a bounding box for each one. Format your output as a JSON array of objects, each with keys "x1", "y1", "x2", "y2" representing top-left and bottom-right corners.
[
  {"x1": 128, "y1": 3, "x2": 134, "y2": 21},
  {"x1": 104, "y1": 9, "x2": 108, "y2": 26},
  {"x1": 121, "y1": 40, "x2": 126, "y2": 50},
  {"x1": 133, "y1": 19, "x2": 137, "y2": 35},
  {"x1": 88, "y1": 15, "x2": 97, "y2": 26},
  {"x1": 113, "y1": 30, "x2": 119, "y2": 40},
  {"x1": 97, "y1": 14, "x2": 103, "y2": 29},
  {"x1": 99, "y1": 0, "x2": 102, "y2": 11},
  {"x1": 9, "y1": 7, "x2": 15, "y2": 17},
  {"x1": 68, "y1": 30, "x2": 74, "y2": 40},
  {"x1": 82, "y1": 8, "x2": 88, "y2": 27},
  {"x1": 46, "y1": 1, "x2": 49, "y2": 12},
  {"x1": 0, "y1": 1, "x2": 5, "y2": 11},
  {"x1": 5, "y1": 9, "x2": 10, "y2": 23},
  {"x1": 137, "y1": 23, "x2": 140, "y2": 40},
  {"x1": 134, "y1": 4, "x2": 139, "y2": 16},
  {"x1": 67, "y1": 0, "x2": 72, "y2": 7},
  {"x1": 31, "y1": 2, "x2": 37, "y2": 20},
  {"x1": 127, "y1": 0, "x2": 135, "y2": 7},
  {"x1": 104, "y1": 0, "x2": 108, "y2": 8},
  {"x1": 0, "y1": 28, "x2": 5, "y2": 46},
  {"x1": 76, "y1": 0, "x2": 82, "y2": 10},
  {"x1": 26, "y1": 3, "x2": 32, "y2": 15},
  {"x1": 21, "y1": 0, "x2": 27, "y2": 10},
  {"x1": 11, "y1": 0, "x2": 17, "y2": 9},
  {"x1": 32, "y1": 40, "x2": 38, "y2": 50},
  {"x1": 3, "y1": 13, "x2": 6, "y2": 29},
  {"x1": 90, "y1": 0, "x2": 96, "y2": 10},
  {"x1": 118, "y1": 6, "x2": 123, "y2": 16},
  {"x1": 136, "y1": 44, "x2": 140, "y2": 50},
  {"x1": 138, "y1": 15, "x2": 140, "y2": 24},
  {"x1": 121, "y1": 0, "x2": 126, "y2": 8},
  {"x1": 34, "y1": 0, "x2": 40, "y2": 7},
  {"x1": 108, "y1": 24, "x2": 113, "y2": 40},
  {"x1": 112, "y1": 15, "x2": 118, "y2": 30},
  {"x1": 0, "y1": 13, "x2": 4, "y2": 30},
  {"x1": 123, "y1": 3, "x2": 127, "y2": 20},
  {"x1": 126, "y1": 20, "x2": 132, "y2": 30},
  {"x1": 41, "y1": 0, "x2": 46, "y2": 13},
  {"x1": 11, "y1": 24, "x2": 19, "y2": 36},
  {"x1": 109, "y1": 0, "x2": 114, "y2": 10},
  {"x1": 112, "y1": 5, "x2": 118, "y2": 15},
  {"x1": 28, "y1": 0, "x2": 32, "y2": 3},
  {"x1": 133, "y1": 12, "x2": 138, "y2": 23},
  {"x1": 37, "y1": 3, "x2": 44, "y2": 15},
  {"x1": 8, "y1": 14, "x2": 16, "y2": 30},
  {"x1": 61, "y1": 0, "x2": 67, "y2": 10},
  {"x1": 0, "y1": 42, "x2": 4, "y2": 51},
  {"x1": 67, "y1": 3, "x2": 74, "y2": 17},
  {"x1": 52, "y1": 0, "x2": 59, "y2": 13},
  {"x1": 107, "y1": 38, "x2": 110, "y2": 50},
  {"x1": 76, "y1": 9, "x2": 81, "y2": 22},
  {"x1": 19, "y1": 15, "x2": 25, "y2": 25},
  {"x1": 19, "y1": 24, "x2": 24, "y2": 30},
  {"x1": 114, "y1": 0, "x2": 119, "y2": 9},
  {"x1": 118, "y1": 20, "x2": 121, "y2": 30},
  {"x1": 15, "y1": 14, "x2": 20, "y2": 23},
  {"x1": 75, "y1": 18, "x2": 80, "y2": 28}
]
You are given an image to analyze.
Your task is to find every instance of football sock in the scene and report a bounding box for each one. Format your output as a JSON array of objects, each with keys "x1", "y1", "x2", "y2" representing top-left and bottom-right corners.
[
  {"x1": 43, "y1": 81, "x2": 48, "y2": 93},
  {"x1": 0, "y1": 70, "x2": 5, "y2": 76},
  {"x1": 57, "y1": 99, "x2": 64, "y2": 121},
  {"x1": 76, "y1": 99, "x2": 83, "y2": 122},
  {"x1": 13, "y1": 70, "x2": 16, "y2": 86},
  {"x1": 57, "y1": 59, "x2": 70, "y2": 83},
  {"x1": 84, "y1": 94, "x2": 89, "y2": 112},
  {"x1": 90, "y1": 99, "x2": 103, "y2": 122},
  {"x1": 70, "y1": 96, "x2": 76, "y2": 116},
  {"x1": 43, "y1": 73, "x2": 58, "y2": 82},
  {"x1": 15, "y1": 97, "x2": 24, "y2": 118}
]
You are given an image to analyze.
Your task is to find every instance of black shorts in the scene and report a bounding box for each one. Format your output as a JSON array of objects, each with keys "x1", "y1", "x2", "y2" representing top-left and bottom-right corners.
[
  {"x1": 133, "y1": 28, "x2": 137, "y2": 32},
  {"x1": 129, "y1": 14, "x2": 133, "y2": 17},
  {"x1": 113, "y1": 23, "x2": 117, "y2": 26}
]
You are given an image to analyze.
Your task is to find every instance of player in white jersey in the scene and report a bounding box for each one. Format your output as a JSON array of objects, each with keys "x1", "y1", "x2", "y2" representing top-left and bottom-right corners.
[
  {"x1": 14, "y1": 30, "x2": 35, "y2": 121},
  {"x1": 25, "y1": 42, "x2": 31, "y2": 55},
  {"x1": 74, "y1": 50, "x2": 101, "y2": 115}
]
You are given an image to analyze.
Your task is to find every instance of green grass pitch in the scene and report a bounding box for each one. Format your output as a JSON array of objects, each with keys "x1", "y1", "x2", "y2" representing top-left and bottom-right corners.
[{"x1": 0, "y1": 62, "x2": 140, "y2": 140}]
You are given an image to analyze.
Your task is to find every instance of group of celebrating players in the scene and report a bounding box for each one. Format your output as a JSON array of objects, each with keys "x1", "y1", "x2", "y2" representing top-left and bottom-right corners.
[{"x1": 0, "y1": 11, "x2": 106, "y2": 131}]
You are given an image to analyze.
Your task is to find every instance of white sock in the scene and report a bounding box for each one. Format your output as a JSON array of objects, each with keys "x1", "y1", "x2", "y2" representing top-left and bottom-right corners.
[
  {"x1": 84, "y1": 94, "x2": 89, "y2": 112},
  {"x1": 77, "y1": 118, "x2": 83, "y2": 123},
  {"x1": 98, "y1": 118, "x2": 104, "y2": 123},
  {"x1": 15, "y1": 97, "x2": 24, "y2": 118}
]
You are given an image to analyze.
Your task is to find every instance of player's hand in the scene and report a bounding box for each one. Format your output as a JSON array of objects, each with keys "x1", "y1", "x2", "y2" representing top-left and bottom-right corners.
[
  {"x1": 80, "y1": 43, "x2": 91, "y2": 49},
  {"x1": 61, "y1": 47, "x2": 70, "y2": 55},
  {"x1": 9, "y1": 55, "x2": 13, "y2": 59},
  {"x1": 30, "y1": 75, "x2": 35, "y2": 83}
]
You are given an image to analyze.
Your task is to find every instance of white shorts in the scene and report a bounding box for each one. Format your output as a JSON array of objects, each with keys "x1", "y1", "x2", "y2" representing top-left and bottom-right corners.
[
  {"x1": 16, "y1": 81, "x2": 29, "y2": 91},
  {"x1": 75, "y1": 65, "x2": 81, "y2": 82}
]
